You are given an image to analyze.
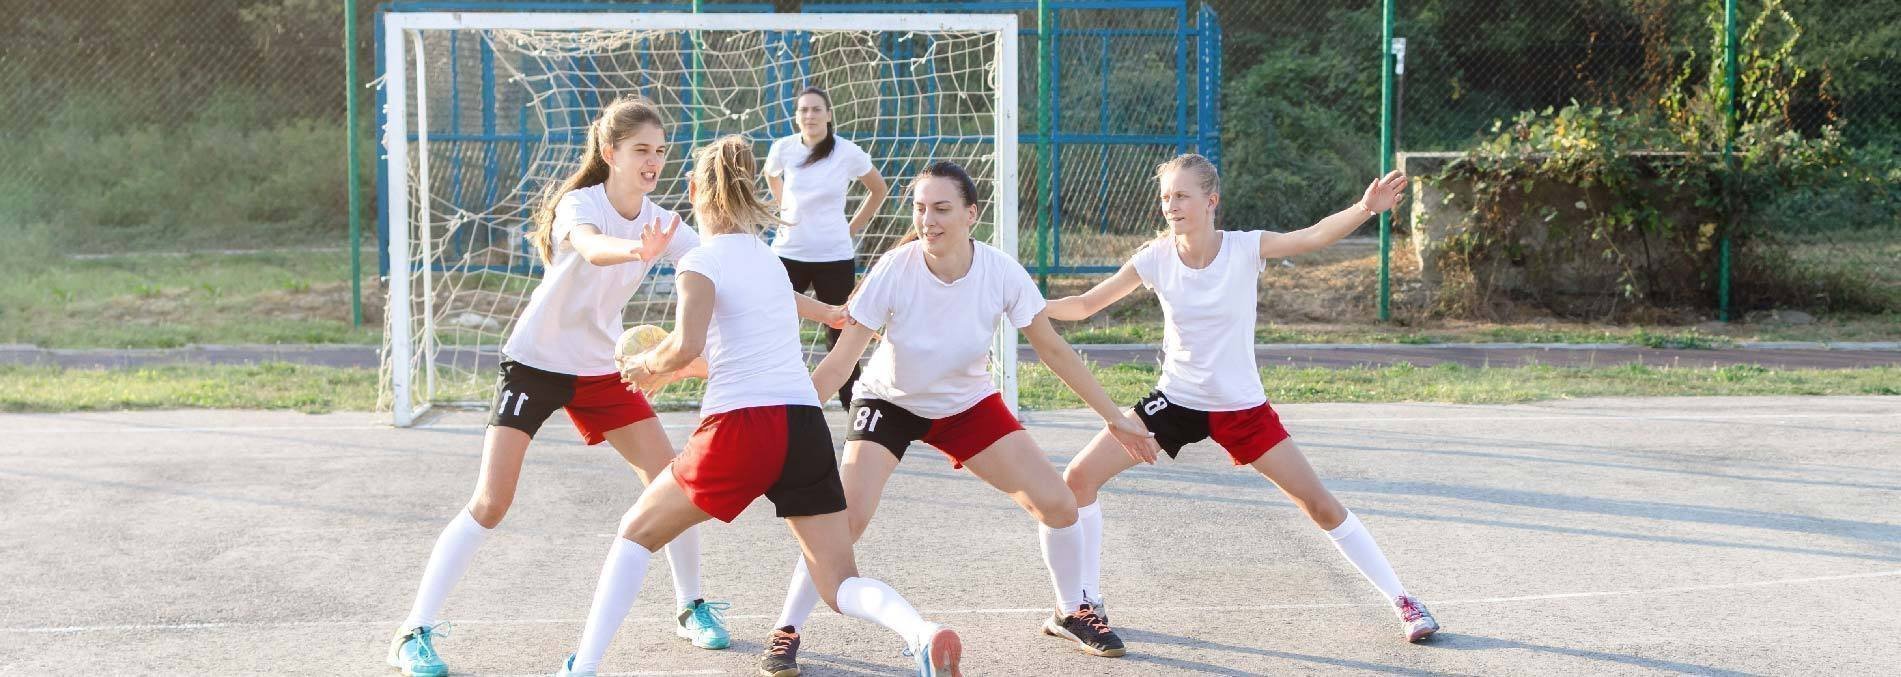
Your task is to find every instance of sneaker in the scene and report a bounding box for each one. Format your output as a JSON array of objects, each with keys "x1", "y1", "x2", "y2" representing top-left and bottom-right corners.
[
  {"x1": 675, "y1": 598, "x2": 732, "y2": 650},
  {"x1": 1041, "y1": 603, "x2": 1126, "y2": 657},
  {"x1": 554, "y1": 653, "x2": 595, "y2": 677},
  {"x1": 1395, "y1": 596, "x2": 1440, "y2": 642},
  {"x1": 902, "y1": 623, "x2": 963, "y2": 677},
  {"x1": 757, "y1": 625, "x2": 801, "y2": 677},
  {"x1": 385, "y1": 623, "x2": 448, "y2": 677}
]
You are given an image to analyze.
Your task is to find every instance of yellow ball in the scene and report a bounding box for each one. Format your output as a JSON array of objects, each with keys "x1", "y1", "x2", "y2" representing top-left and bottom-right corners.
[{"x1": 615, "y1": 324, "x2": 669, "y2": 361}]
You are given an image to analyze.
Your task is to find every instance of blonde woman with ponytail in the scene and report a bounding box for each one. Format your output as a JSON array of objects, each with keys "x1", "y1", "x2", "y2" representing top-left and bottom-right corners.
[
  {"x1": 386, "y1": 98, "x2": 735, "y2": 677},
  {"x1": 554, "y1": 136, "x2": 965, "y2": 677},
  {"x1": 1045, "y1": 154, "x2": 1440, "y2": 646}
]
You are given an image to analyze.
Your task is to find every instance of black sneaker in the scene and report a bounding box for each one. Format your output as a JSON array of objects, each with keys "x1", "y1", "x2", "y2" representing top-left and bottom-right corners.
[
  {"x1": 757, "y1": 625, "x2": 801, "y2": 677},
  {"x1": 1040, "y1": 603, "x2": 1125, "y2": 657}
]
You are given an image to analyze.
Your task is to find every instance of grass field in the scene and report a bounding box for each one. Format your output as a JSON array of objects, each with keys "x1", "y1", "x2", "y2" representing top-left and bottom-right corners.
[{"x1": 4, "y1": 238, "x2": 1894, "y2": 350}]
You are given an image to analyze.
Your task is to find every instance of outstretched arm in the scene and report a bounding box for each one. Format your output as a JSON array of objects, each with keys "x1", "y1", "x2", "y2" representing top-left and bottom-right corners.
[
  {"x1": 1021, "y1": 314, "x2": 1162, "y2": 463},
  {"x1": 569, "y1": 214, "x2": 682, "y2": 266},
  {"x1": 1259, "y1": 170, "x2": 1408, "y2": 259},
  {"x1": 1043, "y1": 262, "x2": 1142, "y2": 322},
  {"x1": 812, "y1": 323, "x2": 877, "y2": 400}
]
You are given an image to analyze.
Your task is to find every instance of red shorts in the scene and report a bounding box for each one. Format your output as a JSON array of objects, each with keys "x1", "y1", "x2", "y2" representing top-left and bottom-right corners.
[
  {"x1": 488, "y1": 361, "x2": 657, "y2": 445},
  {"x1": 844, "y1": 393, "x2": 1025, "y2": 468},
  {"x1": 1134, "y1": 390, "x2": 1292, "y2": 465},
  {"x1": 673, "y1": 405, "x2": 848, "y2": 523}
]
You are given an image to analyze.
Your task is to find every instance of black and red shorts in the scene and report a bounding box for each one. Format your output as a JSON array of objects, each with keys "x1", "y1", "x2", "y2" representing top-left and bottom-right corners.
[
  {"x1": 844, "y1": 393, "x2": 1025, "y2": 469},
  {"x1": 673, "y1": 405, "x2": 848, "y2": 523},
  {"x1": 488, "y1": 360, "x2": 657, "y2": 445},
  {"x1": 1133, "y1": 390, "x2": 1292, "y2": 465}
]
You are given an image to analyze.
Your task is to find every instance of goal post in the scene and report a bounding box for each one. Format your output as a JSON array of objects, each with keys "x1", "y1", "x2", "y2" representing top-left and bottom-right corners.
[{"x1": 378, "y1": 10, "x2": 1020, "y2": 426}]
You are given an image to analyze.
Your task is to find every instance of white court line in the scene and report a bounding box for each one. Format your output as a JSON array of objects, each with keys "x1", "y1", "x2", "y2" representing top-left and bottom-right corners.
[
  {"x1": 7, "y1": 410, "x2": 1892, "y2": 435},
  {"x1": 1029, "y1": 411, "x2": 1892, "y2": 427},
  {"x1": 10, "y1": 569, "x2": 1897, "y2": 635}
]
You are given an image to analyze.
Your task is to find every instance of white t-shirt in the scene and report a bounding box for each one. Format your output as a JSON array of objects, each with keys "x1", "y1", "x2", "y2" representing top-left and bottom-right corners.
[
  {"x1": 1129, "y1": 230, "x2": 1269, "y2": 411},
  {"x1": 676, "y1": 231, "x2": 821, "y2": 415},
  {"x1": 849, "y1": 240, "x2": 1046, "y2": 419},
  {"x1": 763, "y1": 134, "x2": 876, "y2": 263},
  {"x1": 501, "y1": 185, "x2": 700, "y2": 376}
]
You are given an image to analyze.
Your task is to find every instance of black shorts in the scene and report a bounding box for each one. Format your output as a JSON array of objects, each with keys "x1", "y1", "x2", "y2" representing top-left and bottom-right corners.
[
  {"x1": 844, "y1": 395, "x2": 1023, "y2": 468},
  {"x1": 487, "y1": 360, "x2": 657, "y2": 445},
  {"x1": 1133, "y1": 390, "x2": 1292, "y2": 465}
]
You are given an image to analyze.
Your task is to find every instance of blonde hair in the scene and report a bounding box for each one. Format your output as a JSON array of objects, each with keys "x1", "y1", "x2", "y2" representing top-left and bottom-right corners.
[
  {"x1": 528, "y1": 96, "x2": 666, "y2": 264},
  {"x1": 690, "y1": 135, "x2": 782, "y2": 236},
  {"x1": 1155, "y1": 152, "x2": 1220, "y2": 196},
  {"x1": 1154, "y1": 152, "x2": 1221, "y2": 235}
]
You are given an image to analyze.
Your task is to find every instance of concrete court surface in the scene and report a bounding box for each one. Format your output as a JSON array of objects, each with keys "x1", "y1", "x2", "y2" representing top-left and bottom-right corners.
[{"x1": 2, "y1": 396, "x2": 1897, "y2": 675}]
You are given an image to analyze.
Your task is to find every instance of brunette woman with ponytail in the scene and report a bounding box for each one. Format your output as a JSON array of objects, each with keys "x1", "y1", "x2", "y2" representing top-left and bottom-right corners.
[{"x1": 385, "y1": 97, "x2": 736, "y2": 677}]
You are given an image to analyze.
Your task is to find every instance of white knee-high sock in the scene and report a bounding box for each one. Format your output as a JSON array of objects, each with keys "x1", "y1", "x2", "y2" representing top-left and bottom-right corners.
[
  {"x1": 571, "y1": 538, "x2": 653, "y2": 673},
  {"x1": 664, "y1": 525, "x2": 703, "y2": 610},
  {"x1": 774, "y1": 557, "x2": 823, "y2": 630},
  {"x1": 402, "y1": 509, "x2": 492, "y2": 629},
  {"x1": 1038, "y1": 521, "x2": 1087, "y2": 614},
  {"x1": 1076, "y1": 501, "x2": 1104, "y2": 606},
  {"x1": 1326, "y1": 511, "x2": 1408, "y2": 601},
  {"x1": 835, "y1": 577, "x2": 932, "y2": 648}
]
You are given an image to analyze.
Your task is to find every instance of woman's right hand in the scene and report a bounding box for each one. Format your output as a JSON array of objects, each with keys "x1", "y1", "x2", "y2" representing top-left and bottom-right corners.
[
  {"x1": 1107, "y1": 416, "x2": 1161, "y2": 464},
  {"x1": 636, "y1": 214, "x2": 682, "y2": 262}
]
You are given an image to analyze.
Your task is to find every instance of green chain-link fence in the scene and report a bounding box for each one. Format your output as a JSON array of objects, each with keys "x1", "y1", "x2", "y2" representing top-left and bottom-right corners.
[{"x1": 1211, "y1": 0, "x2": 1898, "y2": 322}]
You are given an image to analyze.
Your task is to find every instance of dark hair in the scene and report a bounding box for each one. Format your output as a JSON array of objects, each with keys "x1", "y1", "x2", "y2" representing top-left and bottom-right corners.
[
  {"x1": 888, "y1": 160, "x2": 984, "y2": 250},
  {"x1": 795, "y1": 86, "x2": 837, "y2": 167},
  {"x1": 530, "y1": 96, "x2": 665, "y2": 265},
  {"x1": 914, "y1": 160, "x2": 980, "y2": 206}
]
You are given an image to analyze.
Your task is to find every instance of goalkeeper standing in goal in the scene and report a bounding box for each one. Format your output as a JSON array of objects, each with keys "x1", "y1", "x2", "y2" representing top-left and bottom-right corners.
[
  {"x1": 754, "y1": 161, "x2": 1163, "y2": 677},
  {"x1": 560, "y1": 136, "x2": 965, "y2": 677},
  {"x1": 1044, "y1": 154, "x2": 1440, "y2": 644},
  {"x1": 387, "y1": 97, "x2": 737, "y2": 677},
  {"x1": 765, "y1": 86, "x2": 889, "y2": 406}
]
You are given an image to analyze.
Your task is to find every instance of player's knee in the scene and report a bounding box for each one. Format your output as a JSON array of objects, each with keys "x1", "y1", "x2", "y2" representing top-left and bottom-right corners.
[
  {"x1": 1030, "y1": 490, "x2": 1078, "y2": 528},
  {"x1": 619, "y1": 517, "x2": 672, "y2": 553},
  {"x1": 1303, "y1": 494, "x2": 1348, "y2": 530},
  {"x1": 1064, "y1": 468, "x2": 1101, "y2": 507},
  {"x1": 846, "y1": 513, "x2": 874, "y2": 541},
  {"x1": 466, "y1": 496, "x2": 511, "y2": 529}
]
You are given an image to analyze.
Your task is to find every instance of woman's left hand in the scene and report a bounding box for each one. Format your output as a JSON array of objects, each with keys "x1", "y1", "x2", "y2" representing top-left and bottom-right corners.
[{"x1": 1359, "y1": 170, "x2": 1410, "y2": 215}]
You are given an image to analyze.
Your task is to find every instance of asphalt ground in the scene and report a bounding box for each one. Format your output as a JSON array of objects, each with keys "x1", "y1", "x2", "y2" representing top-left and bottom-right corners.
[{"x1": 3, "y1": 396, "x2": 1897, "y2": 675}]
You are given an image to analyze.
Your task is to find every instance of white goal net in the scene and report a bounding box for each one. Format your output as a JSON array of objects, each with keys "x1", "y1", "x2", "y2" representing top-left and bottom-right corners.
[{"x1": 378, "y1": 11, "x2": 1019, "y2": 426}]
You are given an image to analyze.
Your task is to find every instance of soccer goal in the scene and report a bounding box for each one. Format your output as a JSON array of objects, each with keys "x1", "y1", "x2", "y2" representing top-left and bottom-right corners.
[{"x1": 376, "y1": 10, "x2": 1020, "y2": 426}]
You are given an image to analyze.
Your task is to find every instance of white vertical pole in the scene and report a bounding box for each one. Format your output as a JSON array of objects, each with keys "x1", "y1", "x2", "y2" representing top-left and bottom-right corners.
[
  {"x1": 993, "y1": 21, "x2": 1021, "y2": 414},
  {"x1": 385, "y1": 22, "x2": 415, "y2": 427},
  {"x1": 412, "y1": 32, "x2": 437, "y2": 403}
]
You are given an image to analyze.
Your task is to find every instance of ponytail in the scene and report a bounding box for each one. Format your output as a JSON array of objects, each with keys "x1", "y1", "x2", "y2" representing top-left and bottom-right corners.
[
  {"x1": 691, "y1": 135, "x2": 783, "y2": 236},
  {"x1": 528, "y1": 96, "x2": 665, "y2": 265}
]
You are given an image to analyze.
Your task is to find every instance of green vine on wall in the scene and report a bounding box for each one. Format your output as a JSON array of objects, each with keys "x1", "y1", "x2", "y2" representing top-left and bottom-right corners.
[{"x1": 1430, "y1": 0, "x2": 1846, "y2": 319}]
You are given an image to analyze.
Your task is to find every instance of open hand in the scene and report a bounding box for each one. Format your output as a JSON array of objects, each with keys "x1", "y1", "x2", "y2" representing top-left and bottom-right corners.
[
  {"x1": 1107, "y1": 416, "x2": 1161, "y2": 464},
  {"x1": 1359, "y1": 170, "x2": 1409, "y2": 215},
  {"x1": 636, "y1": 213, "x2": 683, "y2": 262}
]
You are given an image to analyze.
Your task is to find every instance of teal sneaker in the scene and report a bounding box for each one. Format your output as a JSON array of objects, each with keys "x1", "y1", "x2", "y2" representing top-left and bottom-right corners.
[
  {"x1": 385, "y1": 623, "x2": 448, "y2": 677},
  {"x1": 554, "y1": 653, "x2": 595, "y2": 677},
  {"x1": 901, "y1": 623, "x2": 963, "y2": 677},
  {"x1": 675, "y1": 598, "x2": 732, "y2": 650}
]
